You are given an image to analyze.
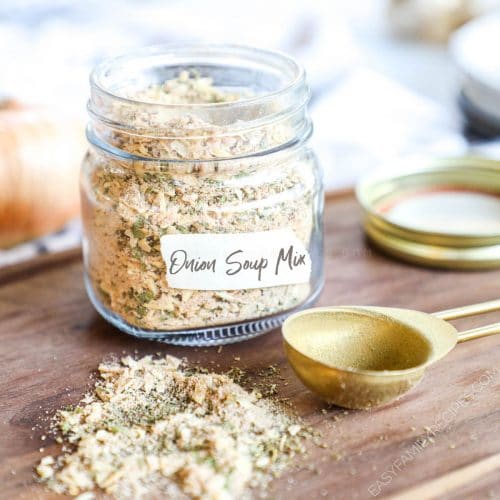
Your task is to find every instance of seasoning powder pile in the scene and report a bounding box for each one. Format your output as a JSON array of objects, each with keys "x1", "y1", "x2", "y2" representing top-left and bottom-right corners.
[{"x1": 37, "y1": 356, "x2": 307, "y2": 499}]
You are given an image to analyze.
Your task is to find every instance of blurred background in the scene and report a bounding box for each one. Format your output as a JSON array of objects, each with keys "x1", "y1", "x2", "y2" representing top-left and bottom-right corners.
[{"x1": 1, "y1": 0, "x2": 500, "y2": 265}]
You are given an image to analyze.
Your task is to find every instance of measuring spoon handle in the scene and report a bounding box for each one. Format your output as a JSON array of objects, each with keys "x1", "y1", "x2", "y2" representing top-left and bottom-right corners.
[
  {"x1": 433, "y1": 299, "x2": 500, "y2": 343},
  {"x1": 433, "y1": 299, "x2": 500, "y2": 321},
  {"x1": 457, "y1": 322, "x2": 500, "y2": 343}
]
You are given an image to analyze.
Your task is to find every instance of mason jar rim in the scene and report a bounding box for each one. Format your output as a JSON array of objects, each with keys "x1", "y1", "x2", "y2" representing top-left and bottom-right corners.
[{"x1": 90, "y1": 43, "x2": 306, "y2": 110}]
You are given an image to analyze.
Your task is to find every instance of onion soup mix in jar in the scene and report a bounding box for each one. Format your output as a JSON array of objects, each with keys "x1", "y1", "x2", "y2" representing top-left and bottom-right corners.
[{"x1": 81, "y1": 44, "x2": 324, "y2": 345}]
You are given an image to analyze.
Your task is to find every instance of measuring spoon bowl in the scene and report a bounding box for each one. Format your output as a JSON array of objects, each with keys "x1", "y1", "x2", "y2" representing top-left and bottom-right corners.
[{"x1": 282, "y1": 306, "x2": 458, "y2": 409}]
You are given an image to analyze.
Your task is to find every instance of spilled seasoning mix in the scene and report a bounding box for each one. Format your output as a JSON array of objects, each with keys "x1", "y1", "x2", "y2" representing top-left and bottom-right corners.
[{"x1": 36, "y1": 355, "x2": 308, "y2": 499}]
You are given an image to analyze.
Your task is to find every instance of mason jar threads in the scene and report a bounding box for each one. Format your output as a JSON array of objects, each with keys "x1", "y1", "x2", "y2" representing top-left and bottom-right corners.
[{"x1": 81, "y1": 44, "x2": 324, "y2": 346}]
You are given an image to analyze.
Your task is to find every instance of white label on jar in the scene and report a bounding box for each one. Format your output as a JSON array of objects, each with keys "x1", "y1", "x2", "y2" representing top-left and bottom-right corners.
[{"x1": 160, "y1": 229, "x2": 311, "y2": 290}]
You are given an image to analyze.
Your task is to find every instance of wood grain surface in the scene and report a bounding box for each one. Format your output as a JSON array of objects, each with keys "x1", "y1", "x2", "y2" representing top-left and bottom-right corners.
[{"x1": 1, "y1": 193, "x2": 499, "y2": 500}]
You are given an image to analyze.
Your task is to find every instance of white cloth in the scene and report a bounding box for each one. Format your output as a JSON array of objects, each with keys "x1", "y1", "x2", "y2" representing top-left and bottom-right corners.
[{"x1": 311, "y1": 69, "x2": 467, "y2": 190}]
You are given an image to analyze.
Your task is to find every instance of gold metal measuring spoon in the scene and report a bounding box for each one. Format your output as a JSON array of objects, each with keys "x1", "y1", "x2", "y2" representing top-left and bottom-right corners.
[{"x1": 282, "y1": 299, "x2": 500, "y2": 410}]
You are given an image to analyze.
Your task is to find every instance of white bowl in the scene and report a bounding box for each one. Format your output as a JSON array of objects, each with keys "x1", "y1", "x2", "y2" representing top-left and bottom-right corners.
[{"x1": 450, "y1": 11, "x2": 500, "y2": 123}]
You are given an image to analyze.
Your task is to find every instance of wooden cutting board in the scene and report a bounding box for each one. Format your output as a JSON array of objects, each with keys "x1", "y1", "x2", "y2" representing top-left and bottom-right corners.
[{"x1": 1, "y1": 192, "x2": 499, "y2": 500}]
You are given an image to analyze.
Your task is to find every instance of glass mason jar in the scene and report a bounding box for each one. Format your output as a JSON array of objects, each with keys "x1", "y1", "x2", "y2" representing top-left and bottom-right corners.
[{"x1": 81, "y1": 44, "x2": 324, "y2": 346}]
